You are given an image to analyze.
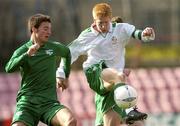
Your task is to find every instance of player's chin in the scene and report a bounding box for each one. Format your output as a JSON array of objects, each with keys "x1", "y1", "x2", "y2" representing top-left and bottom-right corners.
[
  {"x1": 43, "y1": 37, "x2": 49, "y2": 42},
  {"x1": 102, "y1": 29, "x2": 108, "y2": 33}
]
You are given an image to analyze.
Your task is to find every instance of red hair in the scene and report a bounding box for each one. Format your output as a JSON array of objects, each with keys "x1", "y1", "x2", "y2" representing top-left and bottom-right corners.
[{"x1": 92, "y1": 3, "x2": 112, "y2": 19}]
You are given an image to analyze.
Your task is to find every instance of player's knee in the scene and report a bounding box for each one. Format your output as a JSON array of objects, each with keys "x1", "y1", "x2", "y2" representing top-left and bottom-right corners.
[
  {"x1": 116, "y1": 73, "x2": 126, "y2": 82},
  {"x1": 101, "y1": 68, "x2": 117, "y2": 82}
]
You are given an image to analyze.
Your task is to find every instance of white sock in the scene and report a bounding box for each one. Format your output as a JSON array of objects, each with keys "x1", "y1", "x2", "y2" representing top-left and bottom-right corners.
[{"x1": 125, "y1": 107, "x2": 134, "y2": 114}]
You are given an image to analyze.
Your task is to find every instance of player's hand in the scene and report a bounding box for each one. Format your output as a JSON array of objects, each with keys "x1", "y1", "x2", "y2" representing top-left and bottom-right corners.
[
  {"x1": 142, "y1": 27, "x2": 155, "y2": 41},
  {"x1": 27, "y1": 43, "x2": 40, "y2": 56},
  {"x1": 56, "y1": 77, "x2": 69, "y2": 91}
]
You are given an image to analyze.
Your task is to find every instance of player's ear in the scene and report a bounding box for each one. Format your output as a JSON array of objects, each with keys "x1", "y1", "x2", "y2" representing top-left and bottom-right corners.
[{"x1": 32, "y1": 27, "x2": 37, "y2": 33}]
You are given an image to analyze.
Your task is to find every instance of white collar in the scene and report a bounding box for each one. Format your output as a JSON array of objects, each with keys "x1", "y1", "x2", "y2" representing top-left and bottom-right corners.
[{"x1": 90, "y1": 22, "x2": 113, "y2": 36}]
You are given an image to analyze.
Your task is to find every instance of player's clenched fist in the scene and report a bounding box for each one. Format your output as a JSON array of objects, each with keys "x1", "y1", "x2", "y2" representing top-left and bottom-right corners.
[
  {"x1": 141, "y1": 27, "x2": 155, "y2": 42},
  {"x1": 27, "y1": 43, "x2": 40, "y2": 56}
]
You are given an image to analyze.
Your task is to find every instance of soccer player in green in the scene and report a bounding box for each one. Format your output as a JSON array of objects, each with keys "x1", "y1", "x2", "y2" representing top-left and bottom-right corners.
[{"x1": 5, "y1": 14, "x2": 77, "y2": 126}]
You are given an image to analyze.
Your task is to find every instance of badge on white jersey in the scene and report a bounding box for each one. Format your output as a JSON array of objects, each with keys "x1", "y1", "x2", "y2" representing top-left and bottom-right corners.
[{"x1": 111, "y1": 36, "x2": 118, "y2": 45}]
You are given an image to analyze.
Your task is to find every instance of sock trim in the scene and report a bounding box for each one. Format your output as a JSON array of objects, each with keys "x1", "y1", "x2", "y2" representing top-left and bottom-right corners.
[{"x1": 113, "y1": 83, "x2": 126, "y2": 90}]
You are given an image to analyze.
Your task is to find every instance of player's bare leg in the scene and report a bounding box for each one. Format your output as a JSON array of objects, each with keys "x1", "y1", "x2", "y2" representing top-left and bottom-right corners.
[
  {"x1": 101, "y1": 68, "x2": 147, "y2": 125},
  {"x1": 101, "y1": 68, "x2": 126, "y2": 91},
  {"x1": 103, "y1": 108, "x2": 122, "y2": 126},
  {"x1": 128, "y1": 120, "x2": 145, "y2": 126},
  {"x1": 100, "y1": 68, "x2": 125, "y2": 126},
  {"x1": 51, "y1": 107, "x2": 77, "y2": 126}
]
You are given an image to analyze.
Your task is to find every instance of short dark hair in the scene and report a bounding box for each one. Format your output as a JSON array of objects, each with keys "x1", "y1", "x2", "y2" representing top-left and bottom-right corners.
[
  {"x1": 28, "y1": 13, "x2": 51, "y2": 33},
  {"x1": 111, "y1": 16, "x2": 123, "y2": 23}
]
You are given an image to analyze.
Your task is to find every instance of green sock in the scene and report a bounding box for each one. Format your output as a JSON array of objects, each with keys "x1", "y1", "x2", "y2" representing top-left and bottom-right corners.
[{"x1": 113, "y1": 83, "x2": 126, "y2": 90}]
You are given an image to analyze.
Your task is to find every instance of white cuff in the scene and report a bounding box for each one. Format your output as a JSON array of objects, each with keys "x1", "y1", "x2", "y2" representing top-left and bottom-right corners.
[{"x1": 56, "y1": 67, "x2": 66, "y2": 79}]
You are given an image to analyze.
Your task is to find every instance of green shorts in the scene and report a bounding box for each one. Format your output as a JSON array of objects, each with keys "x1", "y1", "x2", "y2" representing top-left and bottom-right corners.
[
  {"x1": 84, "y1": 61, "x2": 126, "y2": 126},
  {"x1": 12, "y1": 97, "x2": 65, "y2": 126}
]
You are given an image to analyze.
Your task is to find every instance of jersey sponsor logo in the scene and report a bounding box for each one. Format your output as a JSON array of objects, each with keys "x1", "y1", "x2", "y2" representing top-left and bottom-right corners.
[
  {"x1": 45, "y1": 49, "x2": 53, "y2": 55},
  {"x1": 111, "y1": 36, "x2": 117, "y2": 45}
]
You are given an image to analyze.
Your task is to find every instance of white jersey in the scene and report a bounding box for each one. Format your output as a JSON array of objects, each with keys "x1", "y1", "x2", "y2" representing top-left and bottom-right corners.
[
  {"x1": 57, "y1": 23, "x2": 135, "y2": 78},
  {"x1": 70, "y1": 23, "x2": 135, "y2": 70}
]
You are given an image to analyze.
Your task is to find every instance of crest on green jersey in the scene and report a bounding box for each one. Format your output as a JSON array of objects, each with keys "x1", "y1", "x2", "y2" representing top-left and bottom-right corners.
[{"x1": 45, "y1": 49, "x2": 53, "y2": 55}]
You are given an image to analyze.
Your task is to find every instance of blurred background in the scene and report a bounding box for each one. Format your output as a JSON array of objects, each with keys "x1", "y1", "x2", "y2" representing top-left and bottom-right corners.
[{"x1": 0, "y1": 0, "x2": 180, "y2": 126}]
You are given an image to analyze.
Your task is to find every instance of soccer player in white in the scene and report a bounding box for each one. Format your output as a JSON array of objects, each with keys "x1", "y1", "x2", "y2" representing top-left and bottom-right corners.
[{"x1": 56, "y1": 3, "x2": 155, "y2": 126}]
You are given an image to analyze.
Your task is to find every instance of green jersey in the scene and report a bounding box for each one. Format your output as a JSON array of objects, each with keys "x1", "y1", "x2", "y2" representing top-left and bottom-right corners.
[{"x1": 5, "y1": 40, "x2": 71, "y2": 104}]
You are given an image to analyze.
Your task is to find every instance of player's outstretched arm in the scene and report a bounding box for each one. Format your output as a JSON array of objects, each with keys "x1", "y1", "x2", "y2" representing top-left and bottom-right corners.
[{"x1": 132, "y1": 27, "x2": 155, "y2": 42}]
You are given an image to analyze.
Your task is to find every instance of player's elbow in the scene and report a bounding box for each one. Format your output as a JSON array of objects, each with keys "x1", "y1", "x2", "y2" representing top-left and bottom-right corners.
[
  {"x1": 5, "y1": 67, "x2": 13, "y2": 73},
  {"x1": 5, "y1": 65, "x2": 15, "y2": 73}
]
